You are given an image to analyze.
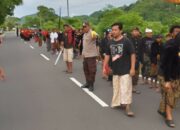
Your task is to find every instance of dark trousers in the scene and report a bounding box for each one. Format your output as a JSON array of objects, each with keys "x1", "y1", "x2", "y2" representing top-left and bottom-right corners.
[
  {"x1": 132, "y1": 70, "x2": 139, "y2": 86},
  {"x1": 46, "y1": 39, "x2": 51, "y2": 52},
  {"x1": 83, "y1": 57, "x2": 97, "y2": 86}
]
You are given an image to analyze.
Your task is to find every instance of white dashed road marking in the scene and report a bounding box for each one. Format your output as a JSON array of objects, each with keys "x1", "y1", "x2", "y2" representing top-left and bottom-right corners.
[
  {"x1": 70, "y1": 77, "x2": 109, "y2": 108},
  {"x1": 40, "y1": 54, "x2": 50, "y2": 61},
  {"x1": 30, "y1": 45, "x2": 34, "y2": 49}
]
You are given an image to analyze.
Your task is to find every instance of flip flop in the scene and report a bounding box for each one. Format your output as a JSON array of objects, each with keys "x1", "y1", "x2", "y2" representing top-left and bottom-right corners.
[
  {"x1": 157, "y1": 110, "x2": 166, "y2": 118},
  {"x1": 165, "y1": 120, "x2": 175, "y2": 128},
  {"x1": 126, "y1": 111, "x2": 135, "y2": 117}
]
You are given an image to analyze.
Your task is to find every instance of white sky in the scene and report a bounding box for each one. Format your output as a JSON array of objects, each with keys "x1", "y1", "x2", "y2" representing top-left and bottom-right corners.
[{"x1": 14, "y1": 0, "x2": 137, "y2": 18}]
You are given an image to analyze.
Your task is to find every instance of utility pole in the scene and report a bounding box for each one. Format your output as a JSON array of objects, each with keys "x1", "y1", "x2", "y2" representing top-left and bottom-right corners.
[
  {"x1": 58, "y1": 7, "x2": 62, "y2": 29},
  {"x1": 40, "y1": 15, "x2": 42, "y2": 29},
  {"x1": 67, "y1": 0, "x2": 70, "y2": 17}
]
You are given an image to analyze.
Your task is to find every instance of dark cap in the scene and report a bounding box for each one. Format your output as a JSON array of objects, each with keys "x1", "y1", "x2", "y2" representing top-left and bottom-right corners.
[
  {"x1": 83, "y1": 21, "x2": 90, "y2": 27},
  {"x1": 155, "y1": 34, "x2": 163, "y2": 39}
]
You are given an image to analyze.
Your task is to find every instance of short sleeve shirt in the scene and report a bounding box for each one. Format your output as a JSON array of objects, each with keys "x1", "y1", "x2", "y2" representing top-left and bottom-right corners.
[
  {"x1": 50, "y1": 32, "x2": 58, "y2": 43},
  {"x1": 82, "y1": 30, "x2": 98, "y2": 58},
  {"x1": 106, "y1": 37, "x2": 135, "y2": 76}
]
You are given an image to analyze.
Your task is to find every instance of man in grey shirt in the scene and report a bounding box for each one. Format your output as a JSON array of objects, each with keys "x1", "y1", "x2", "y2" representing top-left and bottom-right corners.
[{"x1": 81, "y1": 22, "x2": 98, "y2": 92}]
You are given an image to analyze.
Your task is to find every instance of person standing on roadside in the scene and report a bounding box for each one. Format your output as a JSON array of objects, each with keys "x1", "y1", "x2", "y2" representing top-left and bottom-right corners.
[
  {"x1": 37, "y1": 29, "x2": 43, "y2": 47},
  {"x1": 99, "y1": 29, "x2": 112, "y2": 80},
  {"x1": 81, "y1": 22, "x2": 98, "y2": 92},
  {"x1": 103, "y1": 22, "x2": 136, "y2": 117},
  {"x1": 16, "y1": 27, "x2": 19, "y2": 37},
  {"x1": 50, "y1": 29, "x2": 58, "y2": 55},
  {"x1": 61, "y1": 24, "x2": 75, "y2": 74}
]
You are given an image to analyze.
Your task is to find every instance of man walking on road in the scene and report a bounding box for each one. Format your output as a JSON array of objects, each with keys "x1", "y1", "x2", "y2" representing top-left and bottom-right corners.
[
  {"x1": 140, "y1": 28, "x2": 154, "y2": 83},
  {"x1": 81, "y1": 22, "x2": 98, "y2": 92},
  {"x1": 129, "y1": 27, "x2": 142, "y2": 94},
  {"x1": 103, "y1": 22, "x2": 136, "y2": 117},
  {"x1": 158, "y1": 26, "x2": 180, "y2": 128}
]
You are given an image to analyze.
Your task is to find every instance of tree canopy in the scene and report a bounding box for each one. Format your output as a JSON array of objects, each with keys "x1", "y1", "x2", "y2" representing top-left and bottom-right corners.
[
  {"x1": 0, "y1": 0, "x2": 22, "y2": 24},
  {"x1": 2, "y1": 0, "x2": 180, "y2": 36}
]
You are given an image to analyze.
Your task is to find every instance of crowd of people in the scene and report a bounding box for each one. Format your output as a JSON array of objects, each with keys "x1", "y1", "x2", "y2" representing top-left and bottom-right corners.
[
  {"x1": 35, "y1": 23, "x2": 180, "y2": 128},
  {"x1": 102, "y1": 24, "x2": 180, "y2": 128},
  {"x1": 1, "y1": 22, "x2": 180, "y2": 128}
]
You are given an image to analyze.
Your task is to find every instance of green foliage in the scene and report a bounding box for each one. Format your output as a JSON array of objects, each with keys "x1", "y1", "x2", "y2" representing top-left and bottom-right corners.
[
  {"x1": 93, "y1": 0, "x2": 180, "y2": 36},
  {"x1": 171, "y1": 17, "x2": 180, "y2": 25},
  {"x1": 22, "y1": 16, "x2": 40, "y2": 28},
  {"x1": 0, "y1": 0, "x2": 22, "y2": 24},
  {"x1": 117, "y1": 12, "x2": 144, "y2": 33},
  {"x1": 37, "y1": 5, "x2": 57, "y2": 28},
  {"x1": 63, "y1": 18, "x2": 82, "y2": 29},
  {"x1": 42, "y1": 21, "x2": 57, "y2": 30},
  {"x1": 142, "y1": 21, "x2": 167, "y2": 35},
  {"x1": 125, "y1": 0, "x2": 180, "y2": 25},
  {"x1": 7, "y1": 0, "x2": 179, "y2": 36},
  {"x1": 3, "y1": 16, "x2": 20, "y2": 30},
  {"x1": 96, "y1": 9, "x2": 124, "y2": 35}
]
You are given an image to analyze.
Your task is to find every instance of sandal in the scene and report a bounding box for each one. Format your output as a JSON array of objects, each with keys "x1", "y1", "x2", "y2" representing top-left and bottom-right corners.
[
  {"x1": 133, "y1": 90, "x2": 141, "y2": 94},
  {"x1": 125, "y1": 105, "x2": 135, "y2": 117},
  {"x1": 63, "y1": 70, "x2": 68, "y2": 73},
  {"x1": 165, "y1": 120, "x2": 175, "y2": 128},
  {"x1": 126, "y1": 111, "x2": 135, "y2": 117},
  {"x1": 157, "y1": 110, "x2": 166, "y2": 118},
  {"x1": 66, "y1": 71, "x2": 72, "y2": 74}
]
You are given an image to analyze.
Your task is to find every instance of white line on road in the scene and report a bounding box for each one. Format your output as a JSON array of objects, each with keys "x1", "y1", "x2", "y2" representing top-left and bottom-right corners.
[
  {"x1": 70, "y1": 77, "x2": 109, "y2": 108},
  {"x1": 40, "y1": 54, "x2": 50, "y2": 61},
  {"x1": 29, "y1": 45, "x2": 34, "y2": 49}
]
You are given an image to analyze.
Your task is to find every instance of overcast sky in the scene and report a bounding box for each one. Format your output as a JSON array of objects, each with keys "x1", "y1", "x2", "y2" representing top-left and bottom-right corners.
[{"x1": 14, "y1": 0, "x2": 137, "y2": 18}]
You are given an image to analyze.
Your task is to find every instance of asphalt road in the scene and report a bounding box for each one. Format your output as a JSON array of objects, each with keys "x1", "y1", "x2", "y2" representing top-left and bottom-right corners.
[{"x1": 0, "y1": 32, "x2": 179, "y2": 130}]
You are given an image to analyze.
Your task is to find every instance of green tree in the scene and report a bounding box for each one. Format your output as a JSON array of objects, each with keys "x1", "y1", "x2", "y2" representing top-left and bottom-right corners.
[
  {"x1": 0, "y1": 0, "x2": 22, "y2": 24},
  {"x1": 22, "y1": 16, "x2": 40, "y2": 28},
  {"x1": 96, "y1": 9, "x2": 124, "y2": 36},
  {"x1": 142, "y1": 21, "x2": 168, "y2": 35},
  {"x1": 3, "y1": 16, "x2": 20, "y2": 30},
  {"x1": 126, "y1": 0, "x2": 179, "y2": 24},
  {"x1": 42, "y1": 21, "x2": 57, "y2": 30},
  {"x1": 37, "y1": 5, "x2": 57, "y2": 27},
  {"x1": 117, "y1": 12, "x2": 144, "y2": 33},
  {"x1": 64, "y1": 18, "x2": 82, "y2": 29}
]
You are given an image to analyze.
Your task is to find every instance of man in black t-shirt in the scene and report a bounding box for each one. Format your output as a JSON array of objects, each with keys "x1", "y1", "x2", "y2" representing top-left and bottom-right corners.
[
  {"x1": 100, "y1": 29, "x2": 112, "y2": 79},
  {"x1": 129, "y1": 27, "x2": 142, "y2": 94},
  {"x1": 150, "y1": 35, "x2": 164, "y2": 84},
  {"x1": 158, "y1": 26, "x2": 180, "y2": 128},
  {"x1": 103, "y1": 22, "x2": 136, "y2": 117},
  {"x1": 140, "y1": 28, "x2": 154, "y2": 83}
]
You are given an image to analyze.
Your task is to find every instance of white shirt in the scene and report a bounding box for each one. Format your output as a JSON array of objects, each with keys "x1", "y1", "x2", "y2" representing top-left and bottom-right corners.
[{"x1": 50, "y1": 32, "x2": 58, "y2": 43}]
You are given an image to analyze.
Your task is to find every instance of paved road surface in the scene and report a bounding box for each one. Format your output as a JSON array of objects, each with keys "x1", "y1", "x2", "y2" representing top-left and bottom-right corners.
[{"x1": 0, "y1": 32, "x2": 179, "y2": 130}]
